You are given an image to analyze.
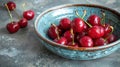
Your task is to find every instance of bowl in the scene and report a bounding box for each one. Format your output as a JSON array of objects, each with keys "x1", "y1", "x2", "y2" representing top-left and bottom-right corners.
[{"x1": 34, "y1": 4, "x2": 120, "y2": 60}]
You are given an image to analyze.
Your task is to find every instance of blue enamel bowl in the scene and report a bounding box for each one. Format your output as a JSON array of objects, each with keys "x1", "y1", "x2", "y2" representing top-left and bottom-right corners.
[{"x1": 34, "y1": 4, "x2": 120, "y2": 60}]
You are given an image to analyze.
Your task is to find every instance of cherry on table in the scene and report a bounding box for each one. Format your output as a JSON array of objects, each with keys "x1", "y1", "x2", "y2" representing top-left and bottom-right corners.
[
  {"x1": 71, "y1": 18, "x2": 85, "y2": 33},
  {"x1": 18, "y1": 18, "x2": 28, "y2": 28},
  {"x1": 88, "y1": 26, "x2": 105, "y2": 39},
  {"x1": 79, "y1": 36, "x2": 93, "y2": 47},
  {"x1": 7, "y1": 1, "x2": 16, "y2": 11},
  {"x1": 6, "y1": 21, "x2": 20, "y2": 33},
  {"x1": 87, "y1": 14, "x2": 101, "y2": 26},
  {"x1": 23, "y1": 10, "x2": 35, "y2": 20}
]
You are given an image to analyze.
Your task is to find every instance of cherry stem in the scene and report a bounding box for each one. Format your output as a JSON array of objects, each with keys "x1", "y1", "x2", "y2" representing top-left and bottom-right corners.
[
  {"x1": 70, "y1": 28, "x2": 75, "y2": 45},
  {"x1": 51, "y1": 24, "x2": 60, "y2": 40},
  {"x1": 110, "y1": 26, "x2": 114, "y2": 33},
  {"x1": 101, "y1": 12, "x2": 105, "y2": 25},
  {"x1": 5, "y1": 4, "x2": 13, "y2": 22},
  {"x1": 75, "y1": 10, "x2": 92, "y2": 27},
  {"x1": 22, "y1": 3, "x2": 26, "y2": 11},
  {"x1": 13, "y1": 9, "x2": 21, "y2": 20}
]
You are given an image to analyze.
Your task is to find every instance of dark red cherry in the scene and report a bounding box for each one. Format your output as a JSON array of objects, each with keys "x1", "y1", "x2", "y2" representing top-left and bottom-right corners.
[
  {"x1": 7, "y1": 1, "x2": 16, "y2": 11},
  {"x1": 63, "y1": 30, "x2": 73, "y2": 42},
  {"x1": 106, "y1": 34, "x2": 117, "y2": 43},
  {"x1": 94, "y1": 38, "x2": 107, "y2": 46},
  {"x1": 60, "y1": 18, "x2": 71, "y2": 30},
  {"x1": 23, "y1": 10, "x2": 35, "y2": 20},
  {"x1": 6, "y1": 21, "x2": 20, "y2": 33},
  {"x1": 71, "y1": 18, "x2": 85, "y2": 33},
  {"x1": 48, "y1": 24, "x2": 60, "y2": 39},
  {"x1": 87, "y1": 14, "x2": 101, "y2": 26},
  {"x1": 67, "y1": 42, "x2": 79, "y2": 47},
  {"x1": 79, "y1": 36, "x2": 93, "y2": 47},
  {"x1": 102, "y1": 24, "x2": 112, "y2": 36},
  {"x1": 88, "y1": 26, "x2": 105, "y2": 39},
  {"x1": 75, "y1": 32, "x2": 86, "y2": 42},
  {"x1": 18, "y1": 18, "x2": 28, "y2": 28},
  {"x1": 54, "y1": 37, "x2": 67, "y2": 45}
]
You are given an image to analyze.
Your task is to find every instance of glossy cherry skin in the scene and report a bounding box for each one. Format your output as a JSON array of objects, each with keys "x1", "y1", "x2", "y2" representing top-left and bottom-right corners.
[
  {"x1": 94, "y1": 38, "x2": 107, "y2": 46},
  {"x1": 6, "y1": 21, "x2": 20, "y2": 33},
  {"x1": 106, "y1": 34, "x2": 117, "y2": 43},
  {"x1": 7, "y1": 1, "x2": 16, "y2": 11},
  {"x1": 71, "y1": 18, "x2": 85, "y2": 33},
  {"x1": 54, "y1": 37, "x2": 67, "y2": 45},
  {"x1": 102, "y1": 24, "x2": 112, "y2": 37},
  {"x1": 60, "y1": 18, "x2": 71, "y2": 30},
  {"x1": 63, "y1": 30, "x2": 73, "y2": 42},
  {"x1": 79, "y1": 36, "x2": 93, "y2": 47},
  {"x1": 88, "y1": 26, "x2": 105, "y2": 39},
  {"x1": 23, "y1": 10, "x2": 35, "y2": 20},
  {"x1": 87, "y1": 14, "x2": 101, "y2": 26},
  {"x1": 48, "y1": 24, "x2": 58, "y2": 39},
  {"x1": 67, "y1": 42, "x2": 79, "y2": 47},
  {"x1": 18, "y1": 18, "x2": 28, "y2": 28}
]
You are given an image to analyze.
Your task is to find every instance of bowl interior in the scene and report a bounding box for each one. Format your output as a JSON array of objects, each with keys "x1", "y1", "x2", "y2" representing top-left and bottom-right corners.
[{"x1": 35, "y1": 4, "x2": 120, "y2": 49}]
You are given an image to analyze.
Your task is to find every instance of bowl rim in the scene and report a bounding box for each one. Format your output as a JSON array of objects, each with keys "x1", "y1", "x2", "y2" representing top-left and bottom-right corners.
[{"x1": 34, "y1": 4, "x2": 120, "y2": 51}]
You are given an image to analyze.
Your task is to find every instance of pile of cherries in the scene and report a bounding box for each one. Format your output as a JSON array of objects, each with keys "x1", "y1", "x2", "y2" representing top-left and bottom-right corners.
[
  {"x1": 5, "y1": 1, "x2": 35, "y2": 33},
  {"x1": 47, "y1": 10, "x2": 117, "y2": 47}
]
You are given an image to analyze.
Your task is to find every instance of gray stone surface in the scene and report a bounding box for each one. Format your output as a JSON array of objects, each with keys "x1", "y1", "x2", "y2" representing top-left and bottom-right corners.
[{"x1": 0, "y1": 0, "x2": 120, "y2": 67}]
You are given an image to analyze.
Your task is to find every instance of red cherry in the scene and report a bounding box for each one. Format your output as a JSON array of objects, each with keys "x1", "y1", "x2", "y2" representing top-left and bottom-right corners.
[
  {"x1": 23, "y1": 10, "x2": 35, "y2": 20},
  {"x1": 6, "y1": 21, "x2": 20, "y2": 33},
  {"x1": 79, "y1": 36, "x2": 93, "y2": 47},
  {"x1": 54, "y1": 37, "x2": 67, "y2": 45},
  {"x1": 102, "y1": 24, "x2": 112, "y2": 37},
  {"x1": 18, "y1": 18, "x2": 28, "y2": 28},
  {"x1": 94, "y1": 38, "x2": 108, "y2": 46},
  {"x1": 60, "y1": 18, "x2": 71, "y2": 30},
  {"x1": 63, "y1": 30, "x2": 73, "y2": 42},
  {"x1": 88, "y1": 26, "x2": 105, "y2": 39},
  {"x1": 106, "y1": 34, "x2": 117, "y2": 43},
  {"x1": 67, "y1": 42, "x2": 79, "y2": 47},
  {"x1": 87, "y1": 14, "x2": 101, "y2": 26},
  {"x1": 48, "y1": 24, "x2": 61, "y2": 39},
  {"x1": 75, "y1": 32, "x2": 86, "y2": 42},
  {"x1": 7, "y1": 1, "x2": 16, "y2": 11},
  {"x1": 71, "y1": 18, "x2": 85, "y2": 33}
]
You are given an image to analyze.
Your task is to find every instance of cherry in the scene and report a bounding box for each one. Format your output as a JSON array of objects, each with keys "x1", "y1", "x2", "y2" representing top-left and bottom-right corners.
[
  {"x1": 102, "y1": 24, "x2": 113, "y2": 37},
  {"x1": 6, "y1": 22, "x2": 20, "y2": 33},
  {"x1": 7, "y1": 1, "x2": 16, "y2": 11},
  {"x1": 87, "y1": 14, "x2": 101, "y2": 26},
  {"x1": 94, "y1": 38, "x2": 108, "y2": 46},
  {"x1": 71, "y1": 18, "x2": 85, "y2": 33},
  {"x1": 60, "y1": 18, "x2": 71, "y2": 30},
  {"x1": 63, "y1": 30, "x2": 73, "y2": 42},
  {"x1": 48, "y1": 24, "x2": 61, "y2": 39},
  {"x1": 106, "y1": 34, "x2": 117, "y2": 43},
  {"x1": 18, "y1": 18, "x2": 28, "y2": 28},
  {"x1": 79, "y1": 36, "x2": 93, "y2": 47},
  {"x1": 75, "y1": 32, "x2": 86, "y2": 42},
  {"x1": 54, "y1": 37, "x2": 67, "y2": 45},
  {"x1": 23, "y1": 10, "x2": 35, "y2": 20},
  {"x1": 88, "y1": 26, "x2": 105, "y2": 39}
]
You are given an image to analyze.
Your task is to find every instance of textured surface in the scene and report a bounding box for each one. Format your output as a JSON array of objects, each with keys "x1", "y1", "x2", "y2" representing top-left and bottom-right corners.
[{"x1": 0, "y1": 0, "x2": 120, "y2": 67}]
